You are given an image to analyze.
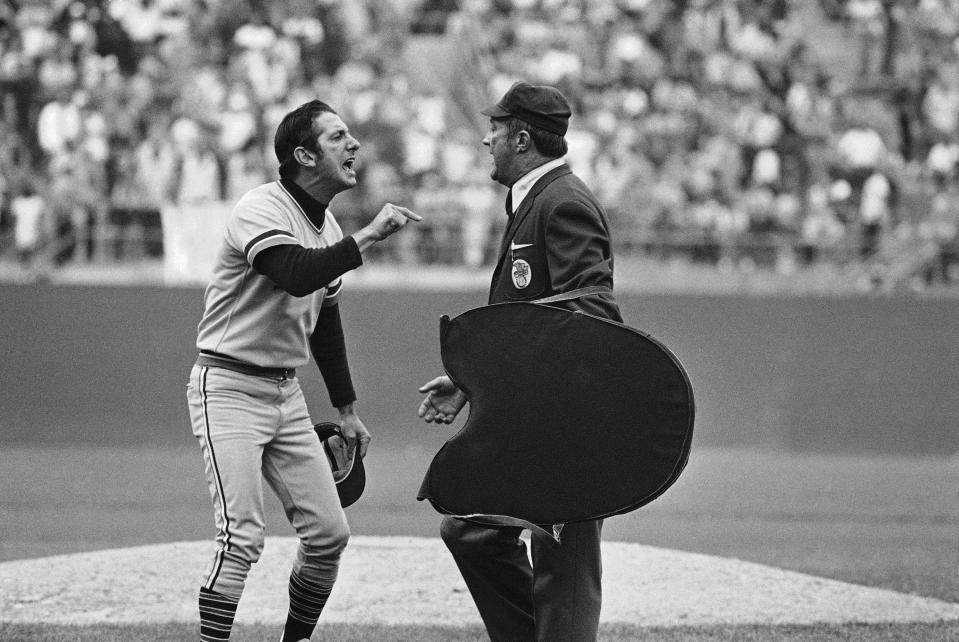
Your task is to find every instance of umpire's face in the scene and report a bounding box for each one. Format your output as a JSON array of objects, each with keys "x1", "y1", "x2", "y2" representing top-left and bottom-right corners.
[
  {"x1": 482, "y1": 117, "x2": 519, "y2": 187},
  {"x1": 302, "y1": 111, "x2": 361, "y2": 194}
]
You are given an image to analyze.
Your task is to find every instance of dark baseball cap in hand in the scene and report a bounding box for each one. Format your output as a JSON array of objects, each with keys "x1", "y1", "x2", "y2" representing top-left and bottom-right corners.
[
  {"x1": 315, "y1": 422, "x2": 366, "y2": 507},
  {"x1": 480, "y1": 81, "x2": 572, "y2": 136}
]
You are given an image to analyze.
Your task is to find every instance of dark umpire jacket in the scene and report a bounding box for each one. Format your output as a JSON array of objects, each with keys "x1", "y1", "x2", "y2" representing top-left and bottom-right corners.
[
  {"x1": 488, "y1": 163, "x2": 623, "y2": 324},
  {"x1": 421, "y1": 160, "x2": 694, "y2": 529}
]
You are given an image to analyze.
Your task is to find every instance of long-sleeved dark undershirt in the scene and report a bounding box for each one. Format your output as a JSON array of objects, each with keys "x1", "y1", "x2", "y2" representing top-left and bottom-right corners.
[
  {"x1": 254, "y1": 238, "x2": 362, "y2": 297},
  {"x1": 253, "y1": 242, "x2": 360, "y2": 408},
  {"x1": 309, "y1": 302, "x2": 356, "y2": 408}
]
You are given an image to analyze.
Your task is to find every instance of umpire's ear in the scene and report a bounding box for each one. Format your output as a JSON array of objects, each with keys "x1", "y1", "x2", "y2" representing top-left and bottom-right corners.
[{"x1": 515, "y1": 130, "x2": 531, "y2": 153}]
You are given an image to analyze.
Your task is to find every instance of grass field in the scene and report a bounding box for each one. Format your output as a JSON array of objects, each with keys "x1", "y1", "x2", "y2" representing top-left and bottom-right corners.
[
  {"x1": 1, "y1": 444, "x2": 957, "y2": 640},
  {"x1": 2, "y1": 621, "x2": 959, "y2": 641}
]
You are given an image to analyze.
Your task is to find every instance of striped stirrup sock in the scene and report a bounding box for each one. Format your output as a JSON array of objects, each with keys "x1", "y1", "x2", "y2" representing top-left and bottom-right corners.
[
  {"x1": 199, "y1": 586, "x2": 239, "y2": 642},
  {"x1": 282, "y1": 569, "x2": 334, "y2": 641}
]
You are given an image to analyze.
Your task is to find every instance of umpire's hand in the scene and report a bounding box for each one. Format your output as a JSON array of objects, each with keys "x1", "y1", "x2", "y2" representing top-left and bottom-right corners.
[{"x1": 418, "y1": 375, "x2": 468, "y2": 424}]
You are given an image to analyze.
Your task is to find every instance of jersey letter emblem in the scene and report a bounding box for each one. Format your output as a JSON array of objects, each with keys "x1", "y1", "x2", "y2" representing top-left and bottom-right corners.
[{"x1": 512, "y1": 259, "x2": 531, "y2": 289}]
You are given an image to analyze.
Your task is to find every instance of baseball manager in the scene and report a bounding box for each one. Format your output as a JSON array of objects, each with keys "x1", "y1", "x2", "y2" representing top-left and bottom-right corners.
[{"x1": 186, "y1": 98, "x2": 419, "y2": 642}]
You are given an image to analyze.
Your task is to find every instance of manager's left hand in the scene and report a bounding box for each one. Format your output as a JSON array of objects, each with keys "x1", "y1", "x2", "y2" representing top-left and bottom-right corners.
[{"x1": 338, "y1": 403, "x2": 371, "y2": 458}]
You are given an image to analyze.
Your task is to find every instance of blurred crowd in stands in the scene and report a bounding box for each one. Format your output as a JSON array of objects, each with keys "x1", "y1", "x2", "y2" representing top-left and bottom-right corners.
[{"x1": 1, "y1": 0, "x2": 958, "y2": 291}]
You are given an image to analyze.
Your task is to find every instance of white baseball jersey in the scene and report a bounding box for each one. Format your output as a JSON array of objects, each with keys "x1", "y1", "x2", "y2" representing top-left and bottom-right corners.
[{"x1": 196, "y1": 181, "x2": 345, "y2": 368}]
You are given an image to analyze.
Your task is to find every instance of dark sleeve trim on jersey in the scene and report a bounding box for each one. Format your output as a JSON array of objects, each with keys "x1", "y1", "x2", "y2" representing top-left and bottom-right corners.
[
  {"x1": 244, "y1": 229, "x2": 298, "y2": 258},
  {"x1": 310, "y1": 303, "x2": 356, "y2": 409},
  {"x1": 252, "y1": 237, "x2": 363, "y2": 297}
]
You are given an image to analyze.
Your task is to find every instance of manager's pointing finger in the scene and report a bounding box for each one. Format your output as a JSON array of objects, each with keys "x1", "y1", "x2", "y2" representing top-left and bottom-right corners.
[{"x1": 389, "y1": 204, "x2": 423, "y2": 222}]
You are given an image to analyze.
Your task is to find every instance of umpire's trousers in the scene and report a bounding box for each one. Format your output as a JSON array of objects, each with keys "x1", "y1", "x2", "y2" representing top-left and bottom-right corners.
[{"x1": 441, "y1": 516, "x2": 603, "y2": 642}]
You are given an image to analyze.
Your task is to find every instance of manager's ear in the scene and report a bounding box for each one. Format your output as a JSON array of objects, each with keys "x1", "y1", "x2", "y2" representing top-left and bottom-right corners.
[{"x1": 294, "y1": 146, "x2": 316, "y2": 166}]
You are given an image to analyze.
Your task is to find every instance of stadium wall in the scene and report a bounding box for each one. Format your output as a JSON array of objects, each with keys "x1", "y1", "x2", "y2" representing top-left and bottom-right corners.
[{"x1": 1, "y1": 284, "x2": 956, "y2": 455}]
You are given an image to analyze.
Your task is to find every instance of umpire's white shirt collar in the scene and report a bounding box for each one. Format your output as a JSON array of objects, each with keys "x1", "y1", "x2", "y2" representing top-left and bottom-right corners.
[{"x1": 509, "y1": 157, "x2": 566, "y2": 214}]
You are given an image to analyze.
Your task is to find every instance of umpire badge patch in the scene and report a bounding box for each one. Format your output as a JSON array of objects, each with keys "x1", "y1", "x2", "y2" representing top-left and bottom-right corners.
[{"x1": 512, "y1": 259, "x2": 531, "y2": 289}]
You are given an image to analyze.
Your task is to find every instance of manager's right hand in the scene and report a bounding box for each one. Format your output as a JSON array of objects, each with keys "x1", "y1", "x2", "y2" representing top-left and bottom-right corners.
[
  {"x1": 369, "y1": 203, "x2": 421, "y2": 240},
  {"x1": 353, "y1": 203, "x2": 421, "y2": 252}
]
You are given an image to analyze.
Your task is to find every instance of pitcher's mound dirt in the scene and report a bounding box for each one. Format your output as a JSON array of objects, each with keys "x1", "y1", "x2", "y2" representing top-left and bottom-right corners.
[{"x1": 2, "y1": 536, "x2": 958, "y2": 627}]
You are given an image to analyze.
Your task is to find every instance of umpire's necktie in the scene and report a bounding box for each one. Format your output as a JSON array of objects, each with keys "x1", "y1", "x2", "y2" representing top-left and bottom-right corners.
[{"x1": 491, "y1": 190, "x2": 515, "y2": 301}]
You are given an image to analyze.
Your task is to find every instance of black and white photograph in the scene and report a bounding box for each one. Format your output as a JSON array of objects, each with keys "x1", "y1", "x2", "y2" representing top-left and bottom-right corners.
[{"x1": 0, "y1": 1, "x2": 957, "y2": 640}]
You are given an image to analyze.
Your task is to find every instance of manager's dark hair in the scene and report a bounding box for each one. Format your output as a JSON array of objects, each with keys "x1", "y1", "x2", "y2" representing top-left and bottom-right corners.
[
  {"x1": 275, "y1": 99, "x2": 337, "y2": 179},
  {"x1": 505, "y1": 117, "x2": 568, "y2": 158}
]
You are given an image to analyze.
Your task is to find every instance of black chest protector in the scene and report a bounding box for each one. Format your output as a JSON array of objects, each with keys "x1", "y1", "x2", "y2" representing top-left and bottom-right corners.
[{"x1": 418, "y1": 300, "x2": 694, "y2": 532}]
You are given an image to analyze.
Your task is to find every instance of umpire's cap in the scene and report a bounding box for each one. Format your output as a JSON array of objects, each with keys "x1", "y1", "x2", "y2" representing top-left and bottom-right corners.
[
  {"x1": 314, "y1": 422, "x2": 366, "y2": 507},
  {"x1": 481, "y1": 81, "x2": 572, "y2": 136}
]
